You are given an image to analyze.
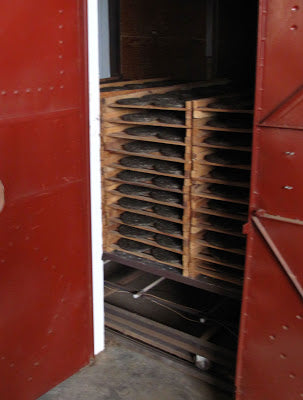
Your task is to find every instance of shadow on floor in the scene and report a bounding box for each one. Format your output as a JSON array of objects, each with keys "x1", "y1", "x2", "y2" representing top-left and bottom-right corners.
[{"x1": 39, "y1": 332, "x2": 232, "y2": 400}]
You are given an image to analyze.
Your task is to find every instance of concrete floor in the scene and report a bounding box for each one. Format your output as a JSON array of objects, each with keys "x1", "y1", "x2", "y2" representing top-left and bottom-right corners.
[{"x1": 39, "y1": 332, "x2": 231, "y2": 400}]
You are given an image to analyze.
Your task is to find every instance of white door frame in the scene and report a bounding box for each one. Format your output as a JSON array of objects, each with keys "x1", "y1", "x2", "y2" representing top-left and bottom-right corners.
[{"x1": 87, "y1": 0, "x2": 104, "y2": 355}]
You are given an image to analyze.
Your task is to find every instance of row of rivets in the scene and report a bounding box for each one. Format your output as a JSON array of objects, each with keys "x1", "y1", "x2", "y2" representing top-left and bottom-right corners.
[
  {"x1": 1, "y1": 9, "x2": 65, "y2": 98},
  {"x1": 290, "y1": 4, "x2": 299, "y2": 31},
  {"x1": 1, "y1": 86, "x2": 64, "y2": 95},
  {"x1": 268, "y1": 315, "x2": 302, "y2": 393},
  {"x1": 283, "y1": 151, "x2": 295, "y2": 190}
]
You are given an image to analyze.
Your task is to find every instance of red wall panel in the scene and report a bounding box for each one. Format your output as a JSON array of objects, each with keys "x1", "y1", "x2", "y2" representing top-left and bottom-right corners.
[
  {"x1": 0, "y1": 2, "x2": 93, "y2": 399},
  {"x1": 237, "y1": 1, "x2": 303, "y2": 398}
]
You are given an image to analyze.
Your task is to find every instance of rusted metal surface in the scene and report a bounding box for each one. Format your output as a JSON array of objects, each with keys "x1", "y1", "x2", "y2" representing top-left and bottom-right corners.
[
  {"x1": 0, "y1": 2, "x2": 93, "y2": 400},
  {"x1": 236, "y1": 1, "x2": 303, "y2": 398}
]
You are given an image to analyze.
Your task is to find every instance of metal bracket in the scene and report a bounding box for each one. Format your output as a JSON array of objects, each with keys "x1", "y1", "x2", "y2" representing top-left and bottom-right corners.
[{"x1": 252, "y1": 214, "x2": 303, "y2": 300}]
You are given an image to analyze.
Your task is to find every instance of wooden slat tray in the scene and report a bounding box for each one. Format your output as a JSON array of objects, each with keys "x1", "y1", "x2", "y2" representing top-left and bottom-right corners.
[
  {"x1": 107, "y1": 189, "x2": 184, "y2": 209},
  {"x1": 196, "y1": 107, "x2": 254, "y2": 115},
  {"x1": 108, "y1": 244, "x2": 183, "y2": 270},
  {"x1": 110, "y1": 216, "x2": 184, "y2": 240},
  {"x1": 193, "y1": 263, "x2": 243, "y2": 286},
  {"x1": 194, "y1": 246, "x2": 244, "y2": 271},
  {"x1": 193, "y1": 95, "x2": 254, "y2": 117},
  {"x1": 109, "y1": 229, "x2": 184, "y2": 255},
  {"x1": 191, "y1": 175, "x2": 250, "y2": 189},
  {"x1": 191, "y1": 217, "x2": 245, "y2": 237},
  {"x1": 104, "y1": 175, "x2": 184, "y2": 195},
  {"x1": 193, "y1": 160, "x2": 251, "y2": 171},
  {"x1": 105, "y1": 147, "x2": 185, "y2": 164},
  {"x1": 106, "y1": 163, "x2": 186, "y2": 179},
  {"x1": 109, "y1": 103, "x2": 187, "y2": 112},
  {"x1": 191, "y1": 186, "x2": 249, "y2": 206},
  {"x1": 192, "y1": 238, "x2": 246, "y2": 256},
  {"x1": 193, "y1": 252, "x2": 244, "y2": 271},
  {"x1": 195, "y1": 142, "x2": 251, "y2": 152},
  {"x1": 190, "y1": 164, "x2": 250, "y2": 188},
  {"x1": 107, "y1": 118, "x2": 187, "y2": 129},
  {"x1": 109, "y1": 203, "x2": 184, "y2": 225},
  {"x1": 192, "y1": 130, "x2": 252, "y2": 152},
  {"x1": 107, "y1": 132, "x2": 186, "y2": 146},
  {"x1": 192, "y1": 147, "x2": 251, "y2": 171},
  {"x1": 194, "y1": 118, "x2": 252, "y2": 133},
  {"x1": 191, "y1": 206, "x2": 248, "y2": 222}
]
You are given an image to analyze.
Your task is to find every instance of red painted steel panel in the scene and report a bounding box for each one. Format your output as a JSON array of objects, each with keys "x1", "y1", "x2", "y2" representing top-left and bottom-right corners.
[
  {"x1": 0, "y1": 2, "x2": 93, "y2": 400},
  {"x1": 237, "y1": 228, "x2": 303, "y2": 399},
  {"x1": 257, "y1": 127, "x2": 303, "y2": 220},
  {"x1": 237, "y1": 1, "x2": 303, "y2": 398},
  {"x1": 258, "y1": 0, "x2": 303, "y2": 124}
]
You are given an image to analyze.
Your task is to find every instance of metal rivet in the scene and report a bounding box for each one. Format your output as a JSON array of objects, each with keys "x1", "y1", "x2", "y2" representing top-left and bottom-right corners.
[
  {"x1": 289, "y1": 373, "x2": 296, "y2": 379},
  {"x1": 13, "y1": 90, "x2": 19, "y2": 94},
  {"x1": 37, "y1": 88, "x2": 42, "y2": 92},
  {"x1": 285, "y1": 151, "x2": 295, "y2": 156},
  {"x1": 296, "y1": 315, "x2": 303, "y2": 320},
  {"x1": 60, "y1": 70, "x2": 64, "y2": 75},
  {"x1": 59, "y1": 40, "x2": 64, "y2": 44},
  {"x1": 27, "y1": 377, "x2": 33, "y2": 382},
  {"x1": 283, "y1": 186, "x2": 294, "y2": 190},
  {"x1": 33, "y1": 362, "x2": 40, "y2": 367},
  {"x1": 58, "y1": 55, "x2": 63, "y2": 59},
  {"x1": 300, "y1": 394, "x2": 303, "y2": 398},
  {"x1": 290, "y1": 25, "x2": 298, "y2": 30},
  {"x1": 26, "y1": 88, "x2": 31, "y2": 93},
  {"x1": 59, "y1": 9, "x2": 64, "y2": 13},
  {"x1": 10, "y1": 363, "x2": 15, "y2": 368},
  {"x1": 282, "y1": 325, "x2": 289, "y2": 330},
  {"x1": 291, "y1": 5, "x2": 299, "y2": 11},
  {"x1": 1, "y1": 90, "x2": 6, "y2": 95},
  {"x1": 269, "y1": 335, "x2": 276, "y2": 340},
  {"x1": 280, "y1": 353, "x2": 287, "y2": 359},
  {"x1": 49, "y1": 86, "x2": 54, "y2": 91},
  {"x1": 60, "y1": 85, "x2": 64, "y2": 89},
  {"x1": 58, "y1": 24, "x2": 63, "y2": 29}
]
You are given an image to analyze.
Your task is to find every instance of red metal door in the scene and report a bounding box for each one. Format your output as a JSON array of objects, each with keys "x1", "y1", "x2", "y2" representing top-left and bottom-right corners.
[
  {"x1": 0, "y1": 2, "x2": 93, "y2": 399},
  {"x1": 236, "y1": 1, "x2": 303, "y2": 398}
]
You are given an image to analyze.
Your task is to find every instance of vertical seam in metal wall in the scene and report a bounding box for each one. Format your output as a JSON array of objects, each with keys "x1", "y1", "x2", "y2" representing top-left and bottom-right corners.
[
  {"x1": 87, "y1": 0, "x2": 105, "y2": 355},
  {"x1": 235, "y1": 0, "x2": 266, "y2": 397}
]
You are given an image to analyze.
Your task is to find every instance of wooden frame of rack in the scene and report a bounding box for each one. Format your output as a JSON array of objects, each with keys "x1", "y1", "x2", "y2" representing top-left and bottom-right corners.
[
  {"x1": 100, "y1": 82, "x2": 253, "y2": 292},
  {"x1": 188, "y1": 98, "x2": 253, "y2": 286},
  {"x1": 100, "y1": 82, "x2": 199, "y2": 278}
]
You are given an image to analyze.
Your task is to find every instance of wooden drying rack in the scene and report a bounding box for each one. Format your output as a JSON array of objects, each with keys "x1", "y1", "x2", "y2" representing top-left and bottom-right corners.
[{"x1": 100, "y1": 79, "x2": 253, "y2": 291}]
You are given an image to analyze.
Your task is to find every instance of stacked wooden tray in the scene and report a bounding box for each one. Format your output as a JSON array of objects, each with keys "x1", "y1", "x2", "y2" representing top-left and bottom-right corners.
[
  {"x1": 101, "y1": 81, "x2": 253, "y2": 286},
  {"x1": 189, "y1": 94, "x2": 253, "y2": 286},
  {"x1": 101, "y1": 82, "x2": 197, "y2": 276}
]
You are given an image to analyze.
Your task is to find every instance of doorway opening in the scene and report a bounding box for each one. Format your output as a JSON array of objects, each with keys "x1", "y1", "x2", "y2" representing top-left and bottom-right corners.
[{"x1": 97, "y1": 0, "x2": 259, "y2": 392}]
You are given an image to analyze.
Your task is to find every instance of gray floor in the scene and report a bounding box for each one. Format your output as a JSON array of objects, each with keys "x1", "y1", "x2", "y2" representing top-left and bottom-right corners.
[{"x1": 40, "y1": 332, "x2": 231, "y2": 400}]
